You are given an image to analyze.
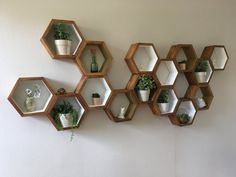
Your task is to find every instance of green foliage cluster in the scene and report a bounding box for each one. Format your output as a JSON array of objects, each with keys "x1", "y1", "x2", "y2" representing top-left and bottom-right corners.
[
  {"x1": 177, "y1": 113, "x2": 191, "y2": 124},
  {"x1": 195, "y1": 60, "x2": 208, "y2": 72},
  {"x1": 92, "y1": 93, "x2": 100, "y2": 98},
  {"x1": 51, "y1": 101, "x2": 78, "y2": 130},
  {"x1": 54, "y1": 23, "x2": 71, "y2": 40},
  {"x1": 136, "y1": 75, "x2": 156, "y2": 90},
  {"x1": 157, "y1": 90, "x2": 169, "y2": 103}
]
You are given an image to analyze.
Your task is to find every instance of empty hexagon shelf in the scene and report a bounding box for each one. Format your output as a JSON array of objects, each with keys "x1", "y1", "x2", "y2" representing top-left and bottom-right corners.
[
  {"x1": 75, "y1": 40, "x2": 113, "y2": 76},
  {"x1": 126, "y1": 74, "x2": 160, "y2": 103},
  {"x1": 125, "y1": 43, "x2": 160, "y2": 73},
  {"x1": 174, "y1": 73, "x2": 190, "y2": 99},
  {"x1": 75, "y1": 76, "x2": 112, "y2": 110},
  {"x1": 150, "y1": 88, "x2": 178, "y2": 116},
  {"x1": 186, "y1": 85, "x2": 214, "y2": 111},
  {"x1": 167, "y1": 44, "x2": 197, "y2": 72},
  {"x1": 201, "y1": 45, "x2": 229, "y2": 71},
  {"x1": 169, "y1": 99, "x2": 197, "y2": 126},
  {"x1": 8, "y1": 77, "x2": 54, "y2": 117},
  {"x1": 41, "y1": 19, "x2": 84, "y2": 59},
  {"x1": 46, "y1": 93, "x2": 87, "y2": 131},
  {"x1": 156, "y1": 59, "x2": 178, "y2": 86},
  {"x1": 104, "y1": 89, "x2": 139, "y2": 122},
  {"x1": 185, "y1": 59, "x2": 213, "y2": 85}
]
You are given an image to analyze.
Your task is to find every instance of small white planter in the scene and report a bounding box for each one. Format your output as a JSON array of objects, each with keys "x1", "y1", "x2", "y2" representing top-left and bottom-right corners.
[
  {"x1": 179, "y1": 63, "x2": 186, "y2": 70},
  {"x1": 59, "y1": 113, "x2": 74, "y2": 128},
  {"x1": 197, "y1": 97, "x2": 206, "y2": 108},
  {"x1": 137, "y1": 90, "x2": 150, "y2": 102},
  {"x1": 54, "y1": 40, "x2": 72, "y2": 55},
  {"x1": 195, "y1": 72, "x2": 207, "y2": 83},
  {"x1": 92, "y1": 97, "x2": 102, "y2": 106},
  {"x1": 158, "y1": 103, "x2": 169, "y2": 113}
]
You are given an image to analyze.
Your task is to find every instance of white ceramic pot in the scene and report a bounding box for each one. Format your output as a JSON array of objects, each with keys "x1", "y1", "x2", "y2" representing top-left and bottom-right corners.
[
  {"x1": 54, "y1": 40, "x2": 72, "y2": 55},
  {"x1": 195, "y1": 72, "x2": 207, "y2": 83},
  {"x1": 59, "y1": 113, "x2": 74, "y2": 128},
  {"x1": 158, "y1": 103, "x2": 169, "y2": 113},
  {"x1": 197, "y1": 97, "x2": 206, "y2": 108},
  {"x1": 92, "y1": 97, "x2": 102, "y2": 105},
  {"x1": 138, "y1": 90, "x2": 150, "y2": 102},
  {"x1": 179, "y1": 63, "x2": 186, "y2": 70}
]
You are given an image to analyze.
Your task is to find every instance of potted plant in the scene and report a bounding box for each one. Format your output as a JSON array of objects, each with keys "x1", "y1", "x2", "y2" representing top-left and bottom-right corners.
[
  {"x1": 178, "y1": 60, "x2": 187, "y2": 70},
  {"x1": 196, "y1": 97, "x2": 206, "y2": 108},
  {"x1": 92, "y1": 93, "x2": 101, "y2": 105},
  {"x1": 177, "y1": 113, "x2": 191, "y2": 124},
  {"x1": 157, "y1": 90, "x2": 169, "y2": 113},
  {"x1": 195, "y1": 60, "x2": 208, "y2": 83},
  {"x1": 135, "y1": 75, "x2": 156, "y2": 102},
  {"x1": 51, "y1": 101, "x2": 78, "y2": 128},
  {"x1": 24, "y1": 84, "x2": 41, "y2": 112},
  {"x1": 53, "y1": 23, "x2": 72, "y2": 55},
  {"x1": 90, "y1": 48, "x2": 99, "y2": 72}
]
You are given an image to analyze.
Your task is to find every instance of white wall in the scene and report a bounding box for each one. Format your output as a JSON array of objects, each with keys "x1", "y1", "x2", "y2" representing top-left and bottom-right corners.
[{"x1": 0, "y1": 0, "x2": 236, "y2": 177}]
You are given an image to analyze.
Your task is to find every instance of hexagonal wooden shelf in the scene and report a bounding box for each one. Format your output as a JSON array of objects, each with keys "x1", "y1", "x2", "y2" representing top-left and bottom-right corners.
[
  {"x1": 149, "y1": 87, "x2": 179, "y2": 116},
  {"x1": 40, "y1": 19, "x2": 85, "y2": 59},
  {"x1": 46, "y1": 92, "x2": 87, "y2": 131},
  {"x1": 167, "y1": 44, "x2": 197, "y2": 72},
  {"x1": 104, "y1": 89, "x2": 139, "y2": 122},
  {"x1": 201, "y1": 45, "x2": 229, "y2": 71},
  {"x1": 169, "y1": 98, "x2": 197, "y2": 126},
  {"x1": 75, "y1": 76, "x2": 112, "y2": 110},
  {"x1": 156, "y1": 59, "x2": 178, "y2": 86},
  {"x1": 186, "y1": 85, "x2": 214, "y2": 111},
  {"x1": 126, "y1": 73, "x2": 160, "y2": 104},
  {"x1": 125, "y1": 43, "x2": 160, "y2": 74},
  {"x1": 75, "y1": 40, "x2": 113, "y2": 76},
  {"x1": 174, "y1": 73, "x2": 191, "y2": 99},
  {"x1": 8, "y1": 77, "x2": 55, "y2": 117},
  {"x1": 185, "y1": 59, "x2": 213, "y2": 85}
]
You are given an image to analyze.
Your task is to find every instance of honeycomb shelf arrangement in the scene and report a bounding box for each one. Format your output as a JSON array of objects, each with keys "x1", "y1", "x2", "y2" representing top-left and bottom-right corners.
[{"x1": 7, "y1": 18, "x2": 229, "y2": 131}]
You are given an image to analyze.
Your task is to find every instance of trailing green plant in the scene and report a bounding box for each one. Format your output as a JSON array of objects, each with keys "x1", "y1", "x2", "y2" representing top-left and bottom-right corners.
[
  {"x1": 135, "y1": 75, "x2": 156, "y2": 90},
  {"x1": 92, "y1": 93, "x2": 100, "y2": 98},
  {"x1": 178, "y1": 60, "x2": 187, "y2": 64},
  {"x1": 177, "y1": 113, "x2": 191, "y2": 124},
  {"x1": 157, "y1": 90, "x2": 169, "y2": 103},
  {"x1": 195, "y1": 60, "x2": 208, "y2": 72},
  {"x1": 53, "y1": 23, "x2": 71, "y2": 40},
  {"x1": 51, "y1": 101, "x2": 78, "y2": 130}
]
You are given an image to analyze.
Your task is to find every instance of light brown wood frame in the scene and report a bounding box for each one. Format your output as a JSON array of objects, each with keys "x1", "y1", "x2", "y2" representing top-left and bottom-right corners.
[
  {"x1": 167, "y1": 44, "x2": 197, "y2": 72},
  {"x1": 185, "y1": 58, "x2": 214, "y2": 85},
  {"x1": 168, "y1": 98, "x2": 197, "y2": 126},
  {"x1": 104, "y1": 89, "x2": 139, "y2": 122},
  {"x1": 46, "y1": 92, "x2": 88, "y2": 131},
  {"x1": 75, "y1": 76, "x2": 113, "y2": 110},
  {"x1": 125, "y1": 43, "x2": 160, "y2": 74},
  {"x1": 201, "y1": 45, "x2": 229, "y2": 71},
  {"x1": 40, "y1": 19, "x2": 85, "y2": 59},
  {"x1": 185, "y1": 84, "x2": 214, "y2": 111},
  {"x1": 8, "y1": 77, "x2": 55, "y2": 117},
  {"x1": 149, "y1": 87, "x2": 179, "y2": 116},
  {"x1": 126, "y1": 73, "x2": 161, "y2": 104},
  {"x1": 75, "y1": 40, "x2": 113, "y2": 77}
]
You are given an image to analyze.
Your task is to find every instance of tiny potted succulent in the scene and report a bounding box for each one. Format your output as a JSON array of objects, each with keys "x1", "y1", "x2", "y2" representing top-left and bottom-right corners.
[
  {"x1": 90, "y1": 48, "x2": 99, "y2": 73},
  {"x1": 51, "y1": 101, "x2": 78, "y2": 129},
  {"x1": 177, "y1": 113, "x2": 191, "y2": 124},
  {"x1": 135, "y1": 75, "x2": 156, "y2": 102},
  {"x1": 24, "y1": 84, "x2": 41, "y2": 112},
  {"x1": 92, "y1": 93, "x2": 101, "y2": 105},
  {"x1": 195, "y1": 60, "x2": 208, "y2": 83},
  {"x1": 178, "y1": 60, "x2": 187, "y2": 70},
  {"x1": 53, "y1": 23, "x2": 72, "y2": 55},
  {"x1": 157, "y1": 90, "x2": 169, "y2": 113}
]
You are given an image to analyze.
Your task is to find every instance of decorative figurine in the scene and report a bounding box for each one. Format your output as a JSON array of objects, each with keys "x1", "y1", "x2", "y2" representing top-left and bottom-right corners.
[
  {"x1": 57, "y1": 88, "x2": 66, "y2": 95},
  {"x1": 117, "y1": 107, "x2": 126, "y2": 119}
]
